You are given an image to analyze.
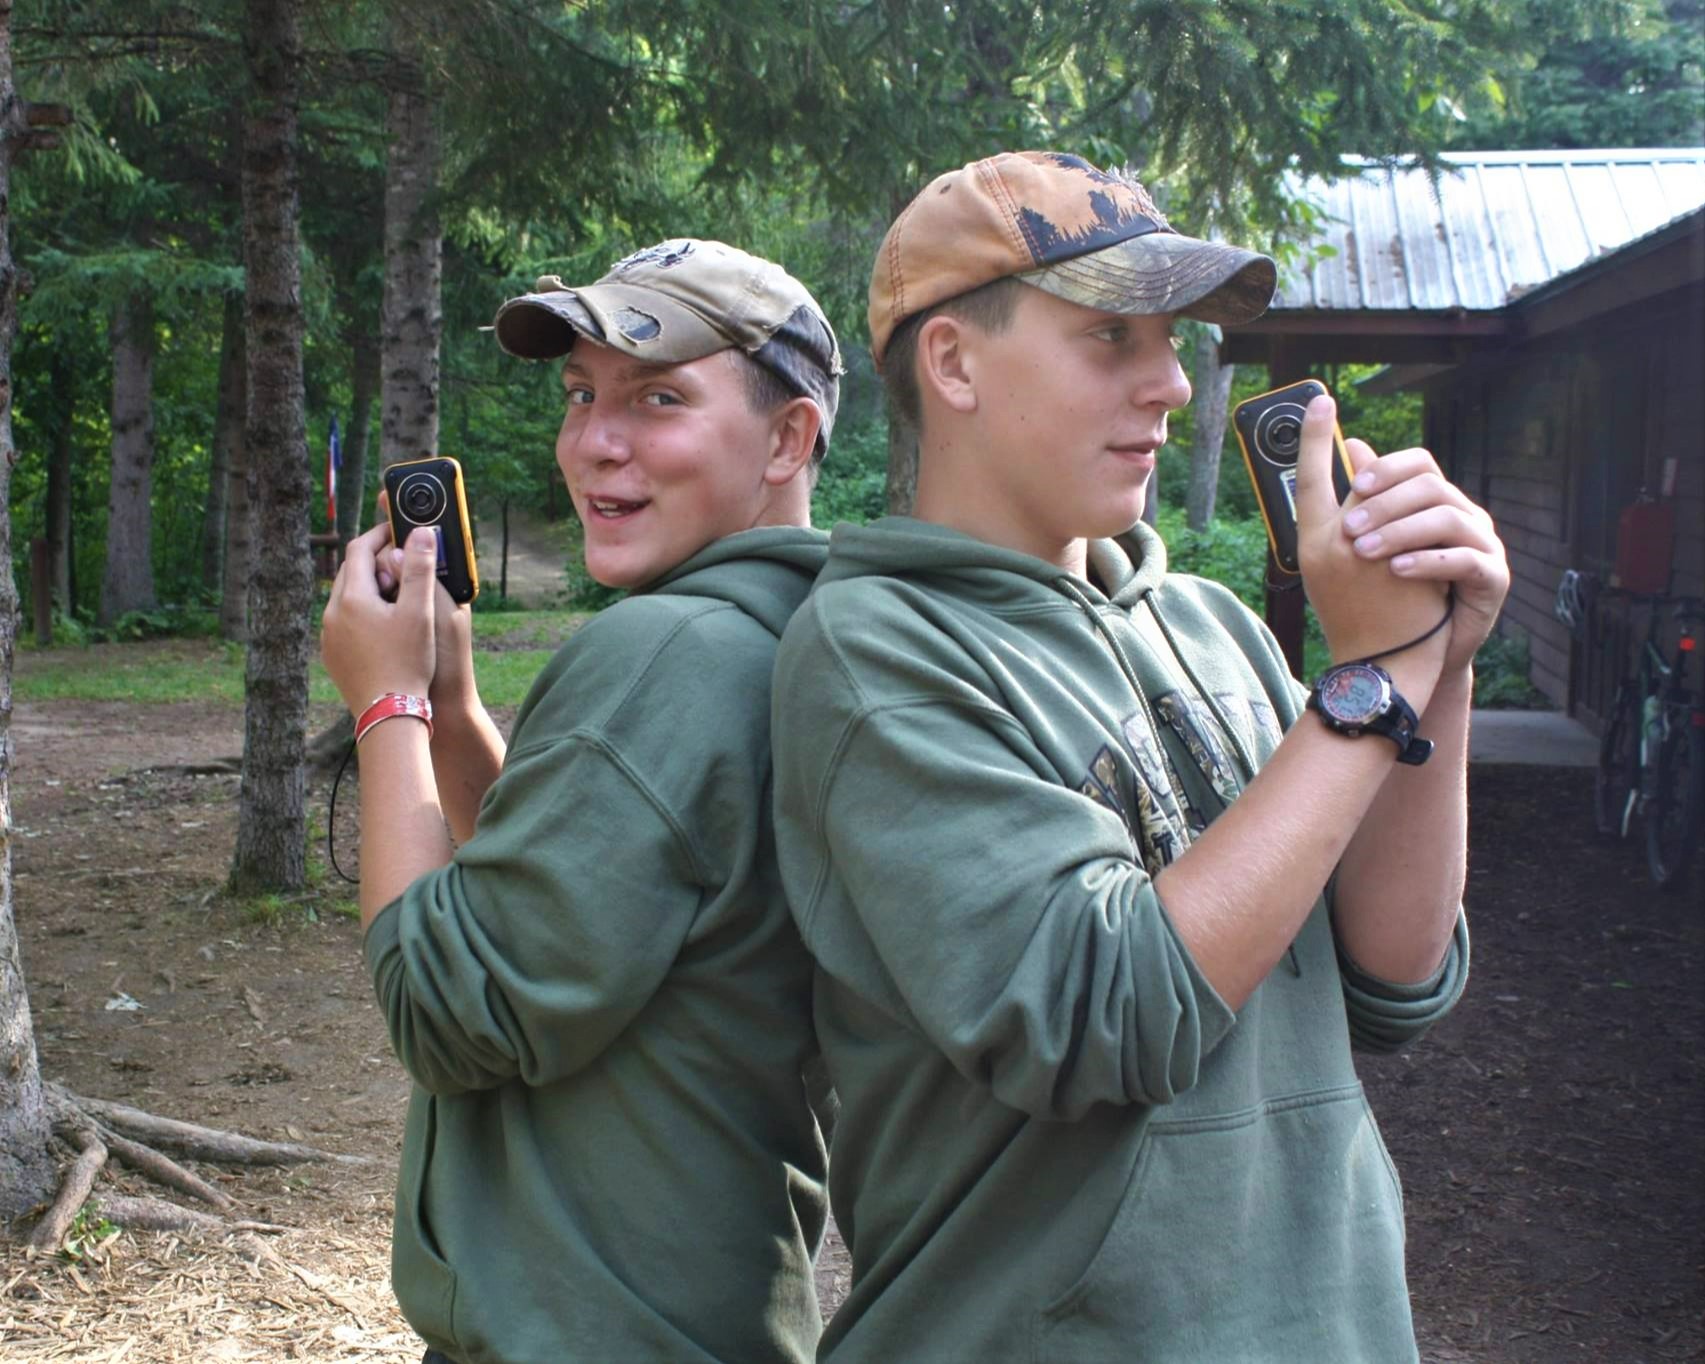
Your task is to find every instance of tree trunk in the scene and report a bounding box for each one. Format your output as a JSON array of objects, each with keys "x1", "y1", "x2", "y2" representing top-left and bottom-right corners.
[
  {"x1": 1186, "y1": 325, "x2": 1235, "y2": 532},
  {"x1": 379, "y1": 39, "x2": 441, "y2": 468},
  {"x1": 98, "y1": 289, "x2": 157, "y2": 625},
  {"x1": 44, "y1": 344, "x2": 72, "y2": 612},
  {"x1": 201, "y1": 291, "x2": 245, "y2": 590},
  {"x1": 219, "y1": 302, "x2": 251, "y2": 641},
  {"x1": 336, "y1": 331, "x2": 378, "y2": 551},
  {"x1": 232, "y1": 0, "x2": 311, "y2": 894},
  {"x1": 0, "y1": 0, "x2": 59, "y2": 1219}
]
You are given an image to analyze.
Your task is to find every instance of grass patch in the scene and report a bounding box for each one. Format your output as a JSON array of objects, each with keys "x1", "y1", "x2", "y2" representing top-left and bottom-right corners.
[{"x1": 14, "y1": 611, "x2": 591, "y2": 707}]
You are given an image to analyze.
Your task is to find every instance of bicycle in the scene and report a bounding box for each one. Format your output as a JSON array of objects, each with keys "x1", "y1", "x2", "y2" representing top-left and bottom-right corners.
[{"x1": 1557, "y1": 570, "x2": 1705, "y2": 890}]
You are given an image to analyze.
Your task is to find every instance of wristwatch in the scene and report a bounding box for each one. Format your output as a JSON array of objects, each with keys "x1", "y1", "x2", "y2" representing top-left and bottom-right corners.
[{"x1": 1308, "y1": 662, "x2": 1433, "y2": 766}]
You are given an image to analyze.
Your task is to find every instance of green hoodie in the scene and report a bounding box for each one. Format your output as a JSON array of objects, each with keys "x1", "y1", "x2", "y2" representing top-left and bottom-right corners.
[
  {"x1": 771, "y1": 517, "x2": 1468, "y2": 1364},
  {"x1": 366, "y1": 526, "x2": 831, "y2": 1364}
]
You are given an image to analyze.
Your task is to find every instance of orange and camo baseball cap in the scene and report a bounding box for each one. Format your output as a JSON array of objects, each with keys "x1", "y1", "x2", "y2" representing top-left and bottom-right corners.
[
  {"x1": 869, "y1": 151, "x2": 1276, "y2": 365},
  {"x1": 494, "y1": 239, "x2": 843, "y2": 455}
]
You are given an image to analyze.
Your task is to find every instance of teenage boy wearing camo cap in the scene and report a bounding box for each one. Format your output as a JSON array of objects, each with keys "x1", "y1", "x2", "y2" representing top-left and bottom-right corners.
[
  {"x1": 322, "y1": 238, "x2": 842, "y2": 1364},
  {"x1": 770, "y1": 151, "x2": 1509, "y2": 1361}
]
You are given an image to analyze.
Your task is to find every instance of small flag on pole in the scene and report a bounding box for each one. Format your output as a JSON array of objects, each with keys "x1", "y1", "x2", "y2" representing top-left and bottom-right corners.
[{"x1": 325, "y1": 415, "x2": 342, "y2": 530}]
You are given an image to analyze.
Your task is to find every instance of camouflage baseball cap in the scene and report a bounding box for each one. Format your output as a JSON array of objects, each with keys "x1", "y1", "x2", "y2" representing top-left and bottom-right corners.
[
  {"x1": 868, "y1": 151, "x2": 1276, "y2": 364},
  {"x1": 494, "y1": 238, "x2": 843, "y2": 454}
]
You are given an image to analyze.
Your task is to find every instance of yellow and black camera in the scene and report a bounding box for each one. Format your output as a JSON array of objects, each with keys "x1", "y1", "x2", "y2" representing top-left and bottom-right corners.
[
  {"x1": 1231, "y1": 379, "x2": 1356, "y2": 575},
  {"x1": 383, "y1": 455, "x2": 480, "y2": 604}
]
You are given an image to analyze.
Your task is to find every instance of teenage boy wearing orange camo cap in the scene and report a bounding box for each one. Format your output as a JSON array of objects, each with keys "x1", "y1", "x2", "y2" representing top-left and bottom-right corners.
[{"x1": 770, "y1": 151, "x2": 1509, "y2": 1362}]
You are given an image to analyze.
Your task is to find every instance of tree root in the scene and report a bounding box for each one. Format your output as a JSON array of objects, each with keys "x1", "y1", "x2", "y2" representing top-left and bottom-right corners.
[
  {"x1": 56, "y1": 1087, "x2": 371, "y2": 1167},
  {"x1": 29, "y1": 1129, "x2": 108, "y2": 1252},
  {"x1": 86, "y1": 1193, "x2": 287, "y2": 1236},
  {"x1": 27, "y1": 1084, "x2": 370, "y2": 1252}
]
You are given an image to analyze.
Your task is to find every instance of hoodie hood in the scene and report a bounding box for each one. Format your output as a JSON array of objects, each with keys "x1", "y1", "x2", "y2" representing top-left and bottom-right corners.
[
  {"x1": 641, "y1": 525, "x2": 828, "y2": 637},
  {"x1": 819, "y1": 516, "x2": 1166, "y2": 610}
]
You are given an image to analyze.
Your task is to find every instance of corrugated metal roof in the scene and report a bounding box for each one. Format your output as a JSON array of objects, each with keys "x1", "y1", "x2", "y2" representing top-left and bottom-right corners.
[{"x1": 1275, "y1": 148, "x2": 1705, "y2": 311}]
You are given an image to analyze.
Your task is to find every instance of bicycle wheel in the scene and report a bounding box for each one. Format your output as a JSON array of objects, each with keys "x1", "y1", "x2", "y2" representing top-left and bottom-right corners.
[
  {"x1": 1646, "y1": 714, "x2": 1705, "y2": 889},
  {"x1": 1594, "y1": 693, "x2": 1637, "y2": 837}
]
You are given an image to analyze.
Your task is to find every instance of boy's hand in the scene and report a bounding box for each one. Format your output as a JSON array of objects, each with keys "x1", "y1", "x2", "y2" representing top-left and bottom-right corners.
[
  {"x1": 1337, "y1": 441, "x2": 1510, "y2": 676},
  {"x1": 373, "y1": 491, "x2": 480, "y2": 716},
  {"x1": 1295, "y1": 394, "x2": 1449, "y2": 666},
  {"x1": 322, "y1": 521, "x2": 439, "y2": 715}
]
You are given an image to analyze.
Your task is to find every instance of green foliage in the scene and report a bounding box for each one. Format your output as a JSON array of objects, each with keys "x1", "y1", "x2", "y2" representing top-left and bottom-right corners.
[
  {"x1": 1154, "y1": 506, "x2": 1271, "y2": 613},
  {"x1": 60, "y1": 1205, "x2": 120, "y2": 1263},
  {"x1": 4, "y1": 1, "x2": 1551, "y2": 645},
  {"x1": 1448, "y1": 0, "x2": 1704, "y2": 150},
  {"x1": 87, "y1": 600, "x2": 221, "y2": 642},
  {"x1": 1474, "y1": 631, "x2": 1550, "y2": 710},
  {"x1": 812, "y1": 417, "x2": 889, "y2": 528}
]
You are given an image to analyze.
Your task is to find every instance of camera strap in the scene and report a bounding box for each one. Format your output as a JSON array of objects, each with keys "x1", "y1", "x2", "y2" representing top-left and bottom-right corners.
[{"x1": 1356, "y1": 588, "x2": 1456, "y2": 666}]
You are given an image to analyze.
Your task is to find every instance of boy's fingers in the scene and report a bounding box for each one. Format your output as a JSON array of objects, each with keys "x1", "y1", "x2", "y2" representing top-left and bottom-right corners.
[
  {"x1": 340, "y1": 520, "x2": 389, "y2": 581},
  {"x1": 397, "y1": 526, "x2": 441, "y2": 614},
  {"x1": 1292, "y1": 394, "x2": 1340, "y2": 525},
  {"x1": 1343, "y1": 437, "x2": 1377, "y2": 477}
]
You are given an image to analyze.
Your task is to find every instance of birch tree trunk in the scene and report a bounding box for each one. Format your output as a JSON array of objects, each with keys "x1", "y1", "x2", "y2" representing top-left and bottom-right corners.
[
  {"x1": 44, "y1": 345, "x2": 72, "y2": 611},
  {"x1": 380, "y1": 39, "x2": 440, "y2": 468},
  {"x1": 98, "y1": 289, "x2": 157, "y2": 625},
  {"x1": 0, "y1": 0, "x2": 58, "y2": 1219},
  {"x1": 232, "y1": 0, "x2": 311, "y2": 893},
  {"x1": 1186, "y1": 326, "x2": 1236, "y2": 532},
  {"x1": 201, "y1": 291, "x2": 245, "y2": 590}
]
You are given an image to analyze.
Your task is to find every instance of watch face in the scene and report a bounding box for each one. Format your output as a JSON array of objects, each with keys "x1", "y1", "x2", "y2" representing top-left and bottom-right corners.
[{"x1": 1320, "y1": 664, "x2": 1389, "y2": 725}]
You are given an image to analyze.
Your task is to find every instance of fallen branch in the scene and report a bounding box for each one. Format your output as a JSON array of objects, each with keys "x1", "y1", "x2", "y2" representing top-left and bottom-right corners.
[{"x1": 29, "y1": 1130, "x2": 108, "y2": 1252}]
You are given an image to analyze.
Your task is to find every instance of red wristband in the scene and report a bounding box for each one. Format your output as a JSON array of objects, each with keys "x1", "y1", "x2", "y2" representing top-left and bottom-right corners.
[{"x1": 355, "y1": 692, "x2": 433, "y2": 745}]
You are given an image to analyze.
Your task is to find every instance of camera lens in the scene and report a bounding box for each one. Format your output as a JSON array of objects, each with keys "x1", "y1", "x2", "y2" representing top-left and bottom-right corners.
[
  {"x1": 1268, "y1": 418, "x2": 1301, "y2": 454},
  {"x1": 396, "y1": 472, "x2": 447, "y2": 525},
  {"x1": 1254, "y1": 403, "x2": 1307, "y2": 465}
]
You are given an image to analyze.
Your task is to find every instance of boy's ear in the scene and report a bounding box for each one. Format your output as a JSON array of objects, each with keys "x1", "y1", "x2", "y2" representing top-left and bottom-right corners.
[
  {"x1": 762, "y1": 396, "x2": 822, "y2": 487},
  {"x1": 917, "y1": 314, "x2": 977, "y2": 416}
]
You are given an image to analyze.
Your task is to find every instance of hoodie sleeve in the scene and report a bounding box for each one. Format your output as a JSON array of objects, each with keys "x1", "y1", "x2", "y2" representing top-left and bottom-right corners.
[
  {"x1": 774, "y1": 606, "x2": 1236, "y2": 1122},
  {"x1": 1338, "y1": 908, "x2": 1470, "y2": 1052},
  {"x1": 365, "y1": 730, "x2": 703, "y2": 1095}
]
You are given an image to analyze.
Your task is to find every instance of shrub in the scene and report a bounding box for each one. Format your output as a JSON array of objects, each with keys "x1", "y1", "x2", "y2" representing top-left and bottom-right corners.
[{"x1": 1474, "y1": 630, "x2": 1549, "y2": 710}]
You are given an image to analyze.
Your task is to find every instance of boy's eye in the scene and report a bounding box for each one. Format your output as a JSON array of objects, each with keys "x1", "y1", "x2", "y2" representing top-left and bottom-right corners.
[
  {"x1": 565, "y1": 386, "x2": 593, "y2": 406},
  {"x1": 641, "y1": 391, "x2": 683, "y2": 407},
  {"x1": 1093, "y1": 323, "x2": 1129, "y2": 344}
]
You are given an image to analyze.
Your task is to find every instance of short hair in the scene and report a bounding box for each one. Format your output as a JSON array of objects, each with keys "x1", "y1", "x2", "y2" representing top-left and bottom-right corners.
[
  {"x1": 880, "y1": 276, "x2": 1026, "y2": 431},
  {"x1": 725, "y1": 348, "x2": 826, "y2": 471}
]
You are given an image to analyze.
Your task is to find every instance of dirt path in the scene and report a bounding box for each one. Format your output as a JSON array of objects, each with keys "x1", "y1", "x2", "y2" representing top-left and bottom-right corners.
[
  {"x1": 470, "y1": 504, "x2": 577, "y2": 608},
  {"x1": 1, "y1": 692, "x2": 1698, "y2": 1361}
]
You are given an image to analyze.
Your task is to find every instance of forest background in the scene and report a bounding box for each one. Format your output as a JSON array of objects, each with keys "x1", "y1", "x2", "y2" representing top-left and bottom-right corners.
[{"x1": 0, "y1": 0, "x2": 1701, "y2": 1249}]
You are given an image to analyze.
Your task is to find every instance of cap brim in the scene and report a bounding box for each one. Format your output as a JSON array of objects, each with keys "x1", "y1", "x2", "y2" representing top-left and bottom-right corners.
[
  {"x1": 1021, "y1": 234, "x2": 1276, "y2": 325},
  {"x1": 492, "y1": 282, "x2": 731, "y2": 362}
]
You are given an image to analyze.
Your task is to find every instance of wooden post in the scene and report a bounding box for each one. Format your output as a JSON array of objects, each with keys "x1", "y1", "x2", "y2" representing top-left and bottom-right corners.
[
  {"x1": 1263, "y1": 341, "x2": 1309, "y2": 679},
  {"x1": 29, "y1": 536, "x2": 49, "y2": 645}
]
